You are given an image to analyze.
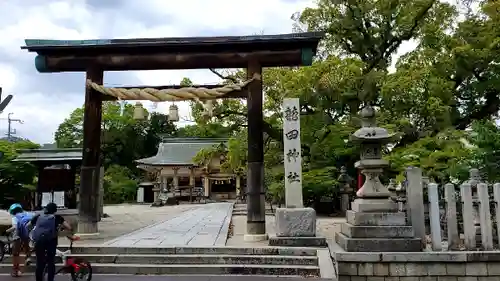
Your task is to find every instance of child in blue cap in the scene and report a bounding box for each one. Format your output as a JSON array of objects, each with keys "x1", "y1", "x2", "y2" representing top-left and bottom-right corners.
[{"x1": 6, "y1": 203, "x2": 34, "y2": 277}]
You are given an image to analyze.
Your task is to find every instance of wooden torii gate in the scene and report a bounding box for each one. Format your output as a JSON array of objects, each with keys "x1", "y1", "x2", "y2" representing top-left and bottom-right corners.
[{"x1": 21, "y1": 33, "x2": 323, "y2": 240}]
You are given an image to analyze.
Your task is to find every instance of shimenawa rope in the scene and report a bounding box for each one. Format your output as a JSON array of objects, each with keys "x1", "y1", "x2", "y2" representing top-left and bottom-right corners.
[{"x1": 85, "y1": 73, "x2": 261, "y2": 102}]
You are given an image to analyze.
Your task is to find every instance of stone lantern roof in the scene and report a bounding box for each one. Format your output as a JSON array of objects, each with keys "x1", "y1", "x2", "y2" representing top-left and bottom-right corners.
[{"x1": 349, "y1": 105, "x2": 395, "y2": 143}]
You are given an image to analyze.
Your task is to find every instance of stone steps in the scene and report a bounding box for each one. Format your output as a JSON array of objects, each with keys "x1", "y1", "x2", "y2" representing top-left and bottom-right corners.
[
  {"x1": 1, "y1": 246, "x2": 322, "y2": 277},
  {"x1": 2, "y1": 254, "x2": 318, "y2": 266},
  {"x1": 0, "y1": 263, "x2": 319, "y2": 276},
  {"x1": 232, "y1": 211, "x2": 275, "y2": 216},
  {"x1": 232, "y1": 204, "x2": 275, "y2": 216},
  {"x1": 66, "y1": 246, "x2": 318, "y2": 255}
]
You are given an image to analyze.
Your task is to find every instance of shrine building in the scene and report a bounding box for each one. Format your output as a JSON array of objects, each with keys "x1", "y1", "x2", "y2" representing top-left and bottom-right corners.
[{"x1": 136, "y1": 138, "x2": 244, "y2": 202}]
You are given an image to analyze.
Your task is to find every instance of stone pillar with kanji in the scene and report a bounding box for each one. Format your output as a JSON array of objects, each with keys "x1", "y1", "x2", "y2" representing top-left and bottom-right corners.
[{"x1": 269, "y1": 98, "x2": 326, "y2": 247}]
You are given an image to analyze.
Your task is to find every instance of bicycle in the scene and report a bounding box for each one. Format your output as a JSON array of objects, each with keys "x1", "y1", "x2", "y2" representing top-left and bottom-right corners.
[
  {"x1": 0, "y1": 233, "x2": 33, "y2": 264},
  {"x1": 41, "y1": 235, "x2": 93, "y2": 281},
  {"x1": 0, "y1": 234, "x2": 13, "y2": 262}
]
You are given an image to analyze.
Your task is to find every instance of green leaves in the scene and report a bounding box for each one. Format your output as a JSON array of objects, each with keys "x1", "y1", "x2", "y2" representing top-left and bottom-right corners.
[
  {"x1": 0, "y1": 140, "x2": 40, "y2": 207},
  {"x1": 386, "y1": 129, "x2": 472, "y2": 182},
  {"x1": 49, "y1": 0, "x2": 500, "y2": 210},
  {"x1": 469, "y1": 120, "x2": 500, "y2": 182},
  {"x1": 103, "y1": 165, "x2": 138, "y2": 204},
  {"x1": 55, "y1": 102, "x2": 177, "y2": 171}
]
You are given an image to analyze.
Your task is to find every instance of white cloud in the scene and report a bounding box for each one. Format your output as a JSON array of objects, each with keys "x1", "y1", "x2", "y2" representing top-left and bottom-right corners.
[
  {"x1": 0, "y1": 0, "x2": 419, "y2": 144},
  {"x1": 0, "y1": 63, "x2": 17, "y2": 90},
  {"x1": 0, "y1": 0, "x2": 314, "y2": 144}
]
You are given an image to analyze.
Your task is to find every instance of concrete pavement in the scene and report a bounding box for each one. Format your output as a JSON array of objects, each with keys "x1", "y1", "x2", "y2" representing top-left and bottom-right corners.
[{"x1": 104, "y1": 203, "x2": 233, "y2": 247}]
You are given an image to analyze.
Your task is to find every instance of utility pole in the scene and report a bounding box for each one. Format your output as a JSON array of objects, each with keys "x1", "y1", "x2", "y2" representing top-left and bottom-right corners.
[{"x1": 6, "y1": 113, "x2": 23, "y2": 141}]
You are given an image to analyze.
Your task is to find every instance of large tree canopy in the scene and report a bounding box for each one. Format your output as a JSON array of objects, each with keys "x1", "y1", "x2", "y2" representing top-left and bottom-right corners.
[
  {"x1": 54, "y1": 102, "x2": 177, "y2": 204},
  {"x1": 189, "y1": 0, "x2": 500, "y2": 204},
  {"x1": 55, "y1": 102, "x2": 177, "y2": 170},
  {"x1": 48, "y1": 0, "x2": 500, "y2": 208}
]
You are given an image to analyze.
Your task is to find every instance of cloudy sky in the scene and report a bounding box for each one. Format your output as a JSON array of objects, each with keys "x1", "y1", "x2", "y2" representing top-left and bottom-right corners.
[{"x1": 0, "y1": 0, "x2": 417, "y2": 145}]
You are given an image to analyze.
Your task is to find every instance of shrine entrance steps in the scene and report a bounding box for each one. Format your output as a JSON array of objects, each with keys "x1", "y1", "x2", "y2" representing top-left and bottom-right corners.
[
  {"x1": 0, "y1": 246, "x2": 330, "y2": 277},
  {"x1": 232, "y1": 203, "x2": 275, "y2": 216}
]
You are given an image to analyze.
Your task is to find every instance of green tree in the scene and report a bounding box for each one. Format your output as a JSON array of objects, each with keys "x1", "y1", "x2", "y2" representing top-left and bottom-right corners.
[
  {"x1": 381, "y1": 0, "x2": 499, "y2": 148},
  {"x1": 102, "y1": 164, "x2": 138, "y2": 204},
  {"x1": 55, "y1": 102, "x2": 177, "y2": 171},
  {"x1": 469, "y1": 120, "x2": 500, "y2": 182},
  {"x1": 386, "y1": 129, "x2": 472, "y2": 182},
  {"x1": 192, "y1": 0, "x2": 500, "y2": 209},
  {"x1": 0, "y1": 139, "x2": 40, "y2": 208},
  {"x1": 55, "y1": 102, "x2": 177, "y2": 204}
]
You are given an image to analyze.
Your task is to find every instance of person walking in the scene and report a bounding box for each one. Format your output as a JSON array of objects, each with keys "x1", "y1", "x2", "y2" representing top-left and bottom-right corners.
[
  {"x1": 30, "y1": 202, "x2": 73, "y2": 281},
  {"x1": 5, "y1": 203, "x2": 34, "y2": 277}
]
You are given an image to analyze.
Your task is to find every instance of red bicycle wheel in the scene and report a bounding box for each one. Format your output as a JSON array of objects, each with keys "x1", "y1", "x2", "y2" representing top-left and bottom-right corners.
[{"x1": 70, "y1": 259, "x2": 92, "y2": 281}]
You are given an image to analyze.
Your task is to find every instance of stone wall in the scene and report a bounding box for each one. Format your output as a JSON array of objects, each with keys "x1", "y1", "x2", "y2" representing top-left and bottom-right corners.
[{"x1": 336, "y1": 251, "x2": 500, "y2": 281}]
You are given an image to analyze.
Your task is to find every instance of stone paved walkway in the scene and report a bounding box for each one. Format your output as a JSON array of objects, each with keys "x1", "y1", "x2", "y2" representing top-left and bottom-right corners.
[{"x1": 104, "y1": 203, "x2": 233, "y2": 247}]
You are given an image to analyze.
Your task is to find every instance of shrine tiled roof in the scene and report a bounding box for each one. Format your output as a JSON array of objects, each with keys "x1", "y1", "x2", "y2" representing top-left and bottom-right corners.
[
  {"x1": 13, "y1": 148, "x2": 82, "y2": 163},
  {"x1": 135, "y1": 138, "x2": 227, "y2": 167}
]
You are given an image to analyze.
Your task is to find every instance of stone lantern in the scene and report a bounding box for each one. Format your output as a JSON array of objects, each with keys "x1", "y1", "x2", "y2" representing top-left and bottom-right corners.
[
  {"x1": 335, "y1": 104, "x2": 421, "y2": 252},
  {"x1": 133, "y1": 102, "x2": 146, "y2": 120},
  {"x1": 349, "y1": 105, "x2": 394, "y2": 201},
  {"x1": 168, "y1": 104, "x2": 179, "y2": 122},
  {"x1": 337, "y1": 166, "x2": 353, "y2": 215}
]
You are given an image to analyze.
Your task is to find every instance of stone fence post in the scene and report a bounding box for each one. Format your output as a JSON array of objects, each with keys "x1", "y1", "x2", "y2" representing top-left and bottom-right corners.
[
  {"x1": 444, "y1": 183, "x2": 460, "y2": 250},
  {"x1": 478, "y1": 183, "x2": 493, "y2": 250},
  {"x1": 494, "y1": 183, "x2": 500, "y2": 247},
  {"x1": 461, "y1": 183, "x2": 475, "y2": 249},
  {"x1": 405, "y1": 167, "x2": 426, "y2": 249},
  {"x1": 428, "y1": 183, "x2": 442, "y2": 251}
]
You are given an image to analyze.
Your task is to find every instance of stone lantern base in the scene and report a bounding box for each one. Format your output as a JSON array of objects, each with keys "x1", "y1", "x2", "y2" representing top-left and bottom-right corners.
[
  {"x1": 269, "y1": 208, "x2": 327, "y2": 247},
  {"x1": 335, "y1": 198, "x2": 422, "y2": 252}
]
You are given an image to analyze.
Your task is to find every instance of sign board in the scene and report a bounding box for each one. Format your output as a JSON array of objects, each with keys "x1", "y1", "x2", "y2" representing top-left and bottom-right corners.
[
  {"x1": 137, "y1": 187, "x2": 144, "y2": 203},
  {"x1": 53, "y1": 191, "x2": 65, "y2": 208},
  {"x1": 41, "y1": 192, "x2": 52, "y2": 207}
]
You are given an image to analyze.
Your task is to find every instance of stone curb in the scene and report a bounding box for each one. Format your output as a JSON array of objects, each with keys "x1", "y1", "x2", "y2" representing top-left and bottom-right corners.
[
  {"x1": 317, "y1": 249, "x2": 337, "y2": 280},
  {"x1": 335, "y1": 251, "x2": 500, "y2": 262},
  {"x1": 215, "y1": 203, "x2": 234, "y2": 246}
]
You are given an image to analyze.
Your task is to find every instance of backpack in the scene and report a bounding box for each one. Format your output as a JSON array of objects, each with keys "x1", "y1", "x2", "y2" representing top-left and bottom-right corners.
[
  {"x1": 32, "y1": 214, "x2": 57, "y2": 243},
  {"x1": 14, "y1": 212, "x2": 33, "y2": 240}
]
